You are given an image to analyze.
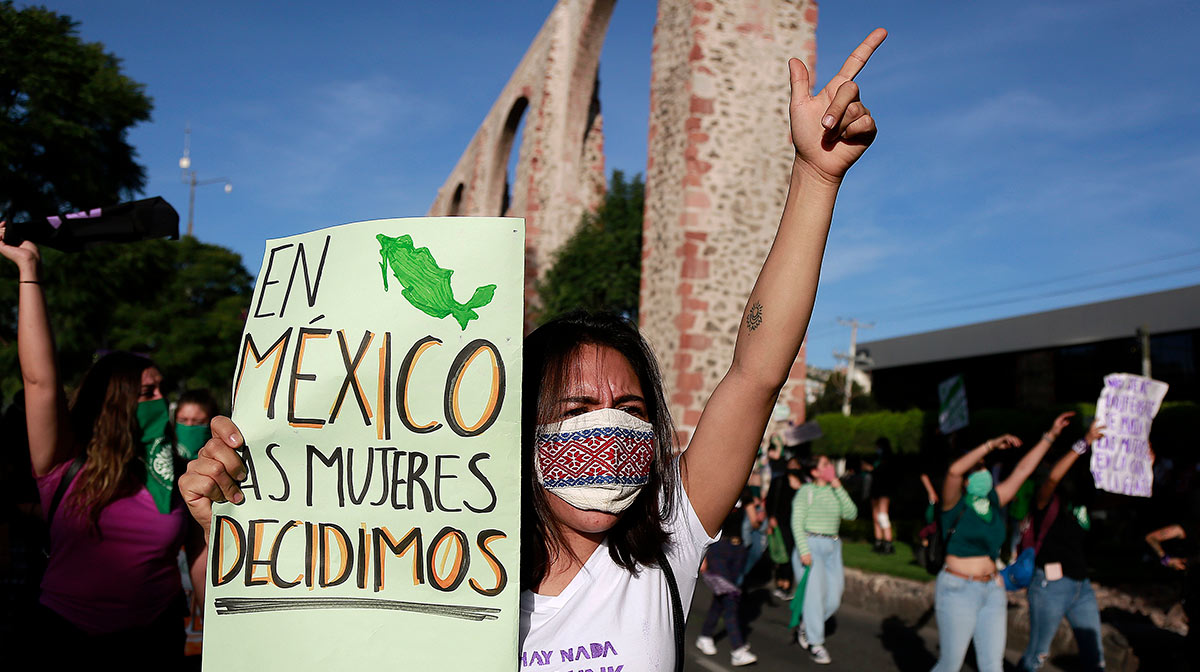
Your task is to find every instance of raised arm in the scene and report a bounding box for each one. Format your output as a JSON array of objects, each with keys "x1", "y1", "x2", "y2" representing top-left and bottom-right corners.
[
  {"x1": 996, "y1": 412, "x2": 1074, "y2": 506},
  {"x1": 1035, "y1": 419, "x2": 1103, "y2": 509},
  {"x1": 0, "y1": 222, "x2": 72, "y2": 476},
  {"x1": 920, "y1": 473, "x2": 939, "y2": 504},
  {"x1": 1145, "y1": 524, "x2": 1187, "y2": 570},
  {"x1": 682, "y1": 29, "x2": 887, "y2": 534},
  {"x1": 941, "y1": 434, "x2": 1021, "y2": 511}
]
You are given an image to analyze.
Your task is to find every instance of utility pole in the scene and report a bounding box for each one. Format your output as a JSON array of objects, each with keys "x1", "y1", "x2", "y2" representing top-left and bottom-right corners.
[
  {"x1": 1137, "y1": 325, "x2": 1151, "y2": 378},
  {"x1": 178, "y1": 124, "x2": 232, "y2": 237},
  {"x1": 834, "y1": 318, "x2": 873, "y2": 416}
]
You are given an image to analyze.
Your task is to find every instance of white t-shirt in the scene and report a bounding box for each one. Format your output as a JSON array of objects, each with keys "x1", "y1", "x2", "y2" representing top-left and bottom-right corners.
[{"x1": 519, "y1": 483, "x2": 716, "y2": 671}]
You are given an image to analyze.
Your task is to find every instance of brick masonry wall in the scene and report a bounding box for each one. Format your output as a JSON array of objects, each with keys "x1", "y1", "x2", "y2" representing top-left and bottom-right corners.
[
  {"x1": 641, "y1": 0, "x2": 818, "y2": 446},
  {"x1": 429, "y1": 0, "x2": 616, "y2": 324}
]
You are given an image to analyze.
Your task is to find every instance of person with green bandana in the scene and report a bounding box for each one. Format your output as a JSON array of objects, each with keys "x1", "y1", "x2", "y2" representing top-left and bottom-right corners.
[
  {"x1": 0, "y1": 221, "x2": 206, "y2": 666},
  {"x1": 930, "y1": 411, "x2": 1071, "y2": 672},
  {"x1": 174, "y1": 388, "x2": 218, "y2": 460}
]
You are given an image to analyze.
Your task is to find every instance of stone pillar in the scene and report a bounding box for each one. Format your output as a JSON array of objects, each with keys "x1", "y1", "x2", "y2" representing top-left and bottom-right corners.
[{"x1": 641, "y1": 0, "x2": 818, "y2": 446}]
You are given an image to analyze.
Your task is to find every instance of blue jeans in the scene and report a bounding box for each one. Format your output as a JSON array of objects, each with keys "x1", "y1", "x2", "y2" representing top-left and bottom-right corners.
[
  {"x1": 798, "y1": 535, "x2": 844, "y2": 646},
  {"x1": 931, "y1": 569, "x2": 1007, "y2": 672},
  {"x1": 740, "y1": 517, "x2": 768, "y2": 585},
  {"x1": 1018, "y1": 569, "x2": 1104, "y2": 671}
]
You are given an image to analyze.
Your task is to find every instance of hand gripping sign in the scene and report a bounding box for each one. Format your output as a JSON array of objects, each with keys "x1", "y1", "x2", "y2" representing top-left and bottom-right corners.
[
  {"x1": 1090, "y1": 373, "x2": 1168, "y2": 498},
  {"x1": 205, "y1": 218, "x2": 523, "y2": 670}
]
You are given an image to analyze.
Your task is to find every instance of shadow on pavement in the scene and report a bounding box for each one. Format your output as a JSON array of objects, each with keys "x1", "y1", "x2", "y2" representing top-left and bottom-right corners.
[
  {"x1": 1100, "y1": 606, "x2": 1187, "y2": 671},
  {"x1": 879, "y1": 607, "x2": 936, "y2": 672}
]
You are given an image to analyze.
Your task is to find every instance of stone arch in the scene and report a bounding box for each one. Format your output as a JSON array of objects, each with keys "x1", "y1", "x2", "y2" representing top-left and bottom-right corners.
[
  {"x1": 429, "y1": 0, "x2": 617, "y2": 330},
  {"x1": 448, "y1": 182, "x2": 464, "y2": 216},
  {"x1": 496, "y1": 96, "x2": 529, "y2": 216}
]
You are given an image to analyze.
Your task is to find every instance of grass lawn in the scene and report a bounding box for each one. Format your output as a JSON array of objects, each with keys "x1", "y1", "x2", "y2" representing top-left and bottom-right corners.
[{"x1": 841, "y1": 539, "x2": 935, "y2": 583}]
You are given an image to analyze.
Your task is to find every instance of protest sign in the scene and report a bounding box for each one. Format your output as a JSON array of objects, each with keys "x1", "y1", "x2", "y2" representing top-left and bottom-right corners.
[
  {"x1": 937, "y1": 374, "x2": 968, "y2": 434},
  {"x1": 204, "y1": 217, "x2": 524, "y2": 670},
  {"x1": 1090, "y1": 373, "x2": 1168, "y2": 497}
]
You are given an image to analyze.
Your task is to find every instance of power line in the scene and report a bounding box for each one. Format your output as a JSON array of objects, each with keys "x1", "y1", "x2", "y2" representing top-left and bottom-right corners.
[
  {"x1": 867, "y1": 246, "x2": 1200, "y2": 319},
  {"x1": 876, "y1": 264, "x2": 1200, "y2": 323},
  {"x1": 802, "y1": 248, "x2": 1200, "y2": 344}
]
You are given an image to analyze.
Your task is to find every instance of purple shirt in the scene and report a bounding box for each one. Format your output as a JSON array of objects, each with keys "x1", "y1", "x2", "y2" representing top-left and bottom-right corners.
[{"x1": 38, "y1": 460, "x2": 188, "y2": 634}]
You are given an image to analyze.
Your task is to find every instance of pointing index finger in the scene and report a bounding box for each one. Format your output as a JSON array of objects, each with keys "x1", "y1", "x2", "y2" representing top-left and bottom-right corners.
[{"x1": 831, "y1": 28, "x2": 887, "y2": 86}]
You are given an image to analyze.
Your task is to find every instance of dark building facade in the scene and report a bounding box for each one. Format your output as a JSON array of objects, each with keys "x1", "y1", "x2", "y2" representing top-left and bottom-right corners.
[{"x1": 860, "y1": 285, "x2": 1200, "y2": 412}]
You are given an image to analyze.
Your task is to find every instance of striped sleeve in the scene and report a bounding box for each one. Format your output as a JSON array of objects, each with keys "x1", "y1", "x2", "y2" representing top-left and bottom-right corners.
[
  {"x1": 833, "y1": 484, "x2": 858, "y2": 521},
  {"x1": 791, "y1": 486, "x2": 811, "y2": 558}
]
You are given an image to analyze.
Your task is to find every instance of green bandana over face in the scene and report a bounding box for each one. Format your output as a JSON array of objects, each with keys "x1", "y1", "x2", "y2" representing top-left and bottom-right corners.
[
  {"x1": 1072, "y1": 505, "x2": 1091, "y2": 531},
  {"x1": 175, "y1": 423, "x2": 211, "y2": 460},
  {"x1": 965, "y1": 470, "x2": 994, "y2": 522},
  {"x1": 136, "y1": 399, "x2": 175, "y2": 514}
]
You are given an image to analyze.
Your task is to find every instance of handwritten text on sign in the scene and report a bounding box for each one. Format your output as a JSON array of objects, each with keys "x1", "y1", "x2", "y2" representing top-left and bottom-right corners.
[
  {"x1": 204, "y1": 218, "x2": 524, "y2": 671},
  {"x1": 1090, "y1": 373, "x2": 1168, "y2": 498}
]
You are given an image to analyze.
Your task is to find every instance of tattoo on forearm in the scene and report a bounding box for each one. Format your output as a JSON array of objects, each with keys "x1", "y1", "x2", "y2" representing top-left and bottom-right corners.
[{"x1": 746, "y1": 301, "x2": 763, "y2": 332}]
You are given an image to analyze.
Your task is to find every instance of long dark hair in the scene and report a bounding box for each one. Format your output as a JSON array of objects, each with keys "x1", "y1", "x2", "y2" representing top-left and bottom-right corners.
[
  {"x1": 799, "y1": 454, "x2": 826, "y2": 484},
  {"x1": 521, "y1": 311, "x2": 678, "y2": 589},
  {"x1": 66, "y1": 351, "x2": 156, "y2": 526}
]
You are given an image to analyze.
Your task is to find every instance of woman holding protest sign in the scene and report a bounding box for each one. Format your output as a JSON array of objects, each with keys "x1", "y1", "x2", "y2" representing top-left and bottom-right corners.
[
  {"x1": 1017, "y1": 420, "x2": 1105, "y2": 672},
  {"x1": 930, "y1": 411, "x2": 1073, "y2": 672},
  {"x1": 0, "y1": 221, "x2": 206, "y2": 666},
  {"x1": 180, "y1": 28, "x2": 888, "y2": 670}
]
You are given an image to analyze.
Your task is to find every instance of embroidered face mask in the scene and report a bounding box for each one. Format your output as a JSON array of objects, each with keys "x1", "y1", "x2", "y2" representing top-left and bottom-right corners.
[{"x1": 534, "y1": 407, "x2": 656, "y2": 514}]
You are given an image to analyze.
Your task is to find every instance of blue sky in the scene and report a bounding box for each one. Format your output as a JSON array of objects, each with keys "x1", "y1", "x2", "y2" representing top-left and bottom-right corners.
[{"x1": 31, "y1": 0, "x2": 1200, "y2": 368}]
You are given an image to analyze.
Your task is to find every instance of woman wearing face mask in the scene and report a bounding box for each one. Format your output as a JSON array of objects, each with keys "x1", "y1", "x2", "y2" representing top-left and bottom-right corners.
[
  {"x1": 179, "y1": 29, "x2": 888, "y2": 670},
  {"x1": 931, "y1": 412, "x2": 1071, "y2": 672},
  {"x1": 790, "y1": 454, "x2": 857, "y2": 665},
  {"x1": 174, "y1": 389, "x2": 217, "y2": 460},
  {"x1": 0, "y1": 224, "x2": 206, "y2": 666}
]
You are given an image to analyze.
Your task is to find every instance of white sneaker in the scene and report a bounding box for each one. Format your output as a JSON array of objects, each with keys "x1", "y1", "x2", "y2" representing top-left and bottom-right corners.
[
  {"x1": 810, "y1": 644, "x2": 831, "y2": 665},
  {"x1": 796, "y1": 623, "x2": 810, "y2": 650},
  {"x1": 730, "y1": 645, "x2": 758, "y2": 666},
  {"x1": 695, "y1": 636, "x2": 717, "y2": 656}
]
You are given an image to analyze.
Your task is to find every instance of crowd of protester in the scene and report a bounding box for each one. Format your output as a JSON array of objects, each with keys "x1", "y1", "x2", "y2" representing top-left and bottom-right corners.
[
  {"x1": 0, "y1": 23, "x2": 1194, "y2": 670},
  {"x1": 689, "y1": 413, "x2": 1198, "y2": 669}
]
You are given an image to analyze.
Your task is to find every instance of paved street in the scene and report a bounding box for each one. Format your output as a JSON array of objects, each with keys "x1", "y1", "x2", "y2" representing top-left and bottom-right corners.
[{"x1": 684, "y1": 584, "x2": 1065, "y2": 672}]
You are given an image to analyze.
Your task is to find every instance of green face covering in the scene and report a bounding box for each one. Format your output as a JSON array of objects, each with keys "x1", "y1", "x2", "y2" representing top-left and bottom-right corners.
[
  {"x1": 136, "y1": 398, "x2": 175, "y2": 514},
  {"x1": 1072, "y1": 504, "x2": 1091, "y2": 531},
  {"x1": 965, "y1": 469, "x2": 994, "y2": 522},
  {"x1": 175, "y1": 423, "x2": 211, "y2": 460}
]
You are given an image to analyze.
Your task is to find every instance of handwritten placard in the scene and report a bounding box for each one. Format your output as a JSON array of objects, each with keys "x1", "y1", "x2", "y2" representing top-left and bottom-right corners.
[
  {"x1": 204, "y1": 217, "x2": 523, "y2": 670},
  {"x1": 1090, "y1": 373, "x2": 1168, "y2": 498}
]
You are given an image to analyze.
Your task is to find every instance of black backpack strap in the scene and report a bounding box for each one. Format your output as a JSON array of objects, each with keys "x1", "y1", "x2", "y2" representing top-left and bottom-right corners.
[
  {"x1": 1032, "y1": 495, "x2": 1060, "y2": 555},
  {"x1": 43, "y1": 454, "x2": 86, "y2": 556},
  {"x1": 657, "y1": 550, "x2": 685, "y2": 672}
]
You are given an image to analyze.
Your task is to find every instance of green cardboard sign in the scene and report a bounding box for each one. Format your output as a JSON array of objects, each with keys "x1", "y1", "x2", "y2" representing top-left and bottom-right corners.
[
  {"x1": 937, "y1": 374, "x2": 968, "y2": 435},
  {"x1": 204, "y1": 217, "x2": 524, "y2": 669}
]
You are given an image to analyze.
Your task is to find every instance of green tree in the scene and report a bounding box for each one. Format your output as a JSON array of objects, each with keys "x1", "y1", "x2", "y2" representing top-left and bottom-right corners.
[
  {"x1": 0, "y1": 1, "x2": 152, "y2": 221},
  {"x1": 808, "y1": 370, "x2": 877, "y2": 416},
  {"x1": 0, "y1": 237, "x2": 253, "y2": 407},
  {"x1": 537, "y1": 171, "x2": 644, "y2": 323}
]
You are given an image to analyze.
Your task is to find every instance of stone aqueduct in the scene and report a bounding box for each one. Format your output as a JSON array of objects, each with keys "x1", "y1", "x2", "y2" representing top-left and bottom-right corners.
[{"x1": 430, "y1": 0, "x2": 818, "y2": 445}]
